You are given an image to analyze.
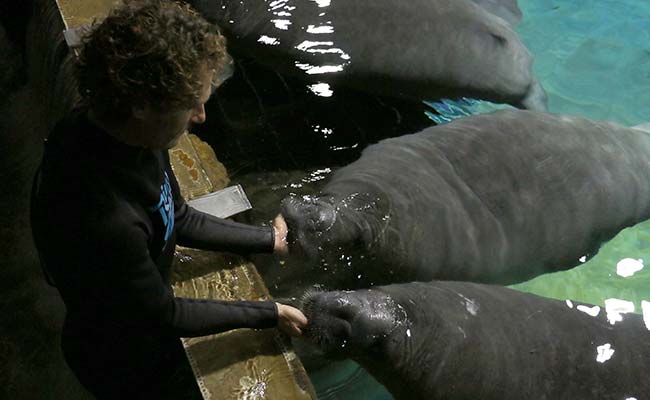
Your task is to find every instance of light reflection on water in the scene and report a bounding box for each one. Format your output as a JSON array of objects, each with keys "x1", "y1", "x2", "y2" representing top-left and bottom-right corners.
[
  {"x1": 423, "y1": 98, "x2": 481, "y2": 125},
  {"x1": 616, "y1": 258, "x2": 644, "y2": 277},
  {"x1": 604, "y1": 298, "x2": 636, "y2": 325}
]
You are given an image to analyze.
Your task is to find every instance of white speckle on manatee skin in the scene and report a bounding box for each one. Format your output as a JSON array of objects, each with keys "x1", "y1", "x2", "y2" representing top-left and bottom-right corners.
[
  {"x1": 604, "y1": 298, "x2": 635, "y2": 325},
  {"x1": 577, "y1": 305, "x2": 601, "y2": 317},
  {"x1": 465, "y1": 300, "x2": 478, "y2": 316},
  {"x1": 596, "y1": 343, "x2": 615, "y2": 363},
  {"x1": 457, "y1": 294, "x2": 479, "y2": 316},
  {"x1": 457, "y1": 326, "x2": 467, "y2": 339},
  {"x1": 565, "y1": 299, "x2": 574, "y2": 308},
  {"x1": 641, "y1": 301, "x2": 650, "y2": 331}
]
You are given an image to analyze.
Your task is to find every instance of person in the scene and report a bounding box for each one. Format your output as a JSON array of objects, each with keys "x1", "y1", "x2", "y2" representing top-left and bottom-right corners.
[{"x1": 29, "y1": 0, "x2": 307, "y2": 398}]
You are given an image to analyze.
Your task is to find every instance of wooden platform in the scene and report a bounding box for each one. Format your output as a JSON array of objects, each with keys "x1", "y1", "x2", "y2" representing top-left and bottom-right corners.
[{"x1": 170, "y1": 133, "x2": 315, "y2": 400}]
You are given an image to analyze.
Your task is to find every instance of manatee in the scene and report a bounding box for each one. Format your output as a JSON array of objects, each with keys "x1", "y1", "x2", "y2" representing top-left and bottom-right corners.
[
  {"x1": 470, "y1": 0, "x2": 522, "y2": 26},
  {"x1": 301, "y1": 282, "x2": 650, "y2": 400},
  {"x1": 188, "y1": 0, "x2": 547, "y2": 110},
  {"x1": 281, "y1": 110, "x2": 650, "y2": 286}
]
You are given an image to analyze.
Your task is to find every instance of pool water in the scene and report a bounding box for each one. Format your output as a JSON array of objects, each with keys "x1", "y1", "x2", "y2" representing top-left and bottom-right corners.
[
  {"x1": 300, "y1": 1, "x2": 650, "y2": 398},
  {"x1": 494, "y1": 0, "x2": 650, "y2": 315},
  {"x1": 222, "y1": 0, "x2": 650, "y2": 398}
]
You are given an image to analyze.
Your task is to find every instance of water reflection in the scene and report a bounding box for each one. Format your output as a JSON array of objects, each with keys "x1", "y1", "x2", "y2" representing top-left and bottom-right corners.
[
  {"x1": 257, "y1": 35, "x2": 280, "y2": 46},
  {"x1": 307, "y1": 25, "x2": 334, "y2": 34},
  {"x1": 604, "y1": 298, "x2": 635, "y2": 325},
  {"x1": 271, "y1": 19, "x2": 292, "y2": 30},
  {"x1": 308, "y1": 0, "x2": 331, "y2": 7},
  {"x1": 642, "y1": 301, "x2": 650, "y2": 331},
  {"x1": 308, "y1": 83, "x2": 333, "y2": 97},
  {"x1": 616, "y1": 258, "x2": 644, "y2": 277},
  {"x1": 423, "y1": 98, "x2": 479, "y2": 125}
]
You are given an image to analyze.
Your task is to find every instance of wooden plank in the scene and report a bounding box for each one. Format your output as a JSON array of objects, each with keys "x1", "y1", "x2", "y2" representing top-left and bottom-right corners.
[
  {"x1": 55, "y1": 0, "x2": 121, "y2": 29},
  {"x1": 169, "y1": 134, "x2": 317, "y2": 400}
]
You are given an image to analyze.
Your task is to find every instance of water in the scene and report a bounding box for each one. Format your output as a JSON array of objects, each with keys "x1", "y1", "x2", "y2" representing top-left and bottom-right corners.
[
  {"x1": 501, "y1": 0, "x2": 650, "y2": 310},
  {"x1": 222, "y1": 0, "x2": 650, "y2": 398}
]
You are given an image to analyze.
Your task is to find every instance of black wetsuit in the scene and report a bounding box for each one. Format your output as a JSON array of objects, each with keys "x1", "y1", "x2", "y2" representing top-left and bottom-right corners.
[{"x1": 30, "y1": 109, "x2": 278, "y2": 399}]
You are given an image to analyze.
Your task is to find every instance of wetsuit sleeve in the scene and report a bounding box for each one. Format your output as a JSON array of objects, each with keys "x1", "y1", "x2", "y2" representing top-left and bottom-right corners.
[
  {"x1": 87, "y1": 210, "x2": 278, "y2": 337},
  {"x1": 168, "y1": 164, "x2": 275, "y2": 254}
]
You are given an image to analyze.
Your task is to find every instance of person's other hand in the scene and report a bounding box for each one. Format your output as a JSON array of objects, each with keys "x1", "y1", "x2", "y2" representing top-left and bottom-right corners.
[
  {"x1": 276, "y1": 303, "x2": 308, "y2": 337},
  {"x1": 272, "y1": 214, "x2": 289, "y2": 255}
]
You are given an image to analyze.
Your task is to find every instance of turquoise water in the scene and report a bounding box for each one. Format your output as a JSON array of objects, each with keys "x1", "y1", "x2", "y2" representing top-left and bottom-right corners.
[
  {"x1": 310, "y1": 1, "x2": 650, "y2": 398},
  {"x1": 504, "y1": 0, "x2": 650, "y2": 309}
]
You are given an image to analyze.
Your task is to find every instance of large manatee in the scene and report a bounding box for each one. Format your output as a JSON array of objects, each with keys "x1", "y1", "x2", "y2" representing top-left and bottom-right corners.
[
  {"x1": 301, "y1": 282, "x2": 650, "y2": 400},
  {"x1": 188, "y1": 0, "x2": 547, "y2": 110},
  {"x1": 281, "y1": 110, "x2": 650, "y2": 286}
]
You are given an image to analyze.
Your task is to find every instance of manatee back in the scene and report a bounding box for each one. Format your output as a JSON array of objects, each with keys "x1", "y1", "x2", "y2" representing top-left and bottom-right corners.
[
  {"x1": 366, "y1": 281, "x2": 650, "y2": 400},
  {"x1": 470, "y1": 0, "x2": 523, "y2": 26},
  {"x1": 188, "y1": 0, "x2": 543, "y2": 109},
  {"x1": 324, "y1": 110, "x2": 650, "y2": 283}
]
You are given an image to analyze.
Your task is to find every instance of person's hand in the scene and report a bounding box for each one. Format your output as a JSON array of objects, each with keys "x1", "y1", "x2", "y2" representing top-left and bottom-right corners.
[
  {"x1": 276, "y1": 303, "x2": 308, "y2": 337},
  {"x1": 272, "y1": 214, "x2": 289, "y2": 255}
]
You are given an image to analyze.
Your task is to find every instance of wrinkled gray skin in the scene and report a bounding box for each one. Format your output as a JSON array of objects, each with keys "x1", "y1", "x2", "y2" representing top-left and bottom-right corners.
[
  {"x1": 282, "y1": 110, "x2": 650, "y2": 285},
  {"x1": 188, "y1": 0, "x2": 547, "y2": 111},
  {"x1": 470, "y1": 0, "x2": 522, "y2": 26},
  {"x1": 302, "y1": 282, "x2": 650, "y2": 400}
]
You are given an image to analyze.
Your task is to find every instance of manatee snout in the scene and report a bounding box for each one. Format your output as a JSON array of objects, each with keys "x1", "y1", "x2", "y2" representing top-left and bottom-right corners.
[
  {"x1": 281, "y1": 195, "x2": 337, "y2": 260},
  {"x1": 301, "y1": 289, "x2": 402, "y2": 356}
]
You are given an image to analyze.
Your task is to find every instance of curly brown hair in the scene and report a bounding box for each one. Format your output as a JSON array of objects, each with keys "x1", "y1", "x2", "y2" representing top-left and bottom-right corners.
[{"x1": 77, "y1": 0, "x2": 229, "y2": 122}]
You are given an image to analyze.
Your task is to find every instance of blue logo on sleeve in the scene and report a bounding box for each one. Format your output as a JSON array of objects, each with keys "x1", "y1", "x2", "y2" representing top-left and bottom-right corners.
[{"x1": 150, "y1": 171, "x2": 174, "y2": 242}]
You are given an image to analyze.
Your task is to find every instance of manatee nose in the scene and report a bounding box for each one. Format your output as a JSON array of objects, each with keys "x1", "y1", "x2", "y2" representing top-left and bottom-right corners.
[
  {"x1": 280, "y1": 196, "x2": 321, "y2": 260},
  {"x1": 280, "y1": 196, "x2": 304, "y2": 233},
  {"x1": 317, "y1": 292, "x2": 360, "y2": 322},
  {"x1": 314, "y1": 205, "x2": 336, "y2": 232},
  {"x1": 302, "y1": 291, "x2": 355, "y2": 342}
]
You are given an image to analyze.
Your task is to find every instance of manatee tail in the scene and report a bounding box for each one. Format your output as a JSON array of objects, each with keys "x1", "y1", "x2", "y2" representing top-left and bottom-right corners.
[{"x1": 516, "y1": 77, "x2": 548, "y2": 112}]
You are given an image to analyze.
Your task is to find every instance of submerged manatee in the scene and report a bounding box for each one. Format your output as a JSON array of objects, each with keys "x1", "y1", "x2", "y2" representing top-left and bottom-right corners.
[
  {"x1": 188, "y1": 0, "x2": 547, "y2": 110},
  {"x1": 302, "y1": 282, "x2": 650, "y2": 400},
  {"x1": 281, "y1": 110, "x2": 650, "y2": 285}
]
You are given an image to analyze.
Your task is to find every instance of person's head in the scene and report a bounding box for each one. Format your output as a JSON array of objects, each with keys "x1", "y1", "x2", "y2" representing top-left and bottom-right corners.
[{"x1": 77, "y1": 0, "x2": 231, "y2": 148}]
